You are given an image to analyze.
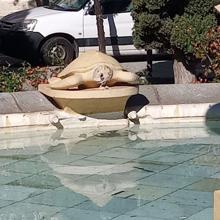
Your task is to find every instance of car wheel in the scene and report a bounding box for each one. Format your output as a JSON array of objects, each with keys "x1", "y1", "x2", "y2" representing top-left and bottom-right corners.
[{"x1": 40, "y1": 36, "x2": 76, "y2": 65}]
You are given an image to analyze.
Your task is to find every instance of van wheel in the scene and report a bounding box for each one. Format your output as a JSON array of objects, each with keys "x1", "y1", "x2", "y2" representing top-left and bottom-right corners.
[{"x1": 40, "y1": 37, "x2": 76, "y2": 65}]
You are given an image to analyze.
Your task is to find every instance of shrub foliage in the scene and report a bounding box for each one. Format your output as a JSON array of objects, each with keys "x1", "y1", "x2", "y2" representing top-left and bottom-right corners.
[
  {"x1": 0, "y1": 64, "x2": 60, "y2": 93},
  {"x1": 132, "y1": 0, "x2": 220, "y2": 80}
]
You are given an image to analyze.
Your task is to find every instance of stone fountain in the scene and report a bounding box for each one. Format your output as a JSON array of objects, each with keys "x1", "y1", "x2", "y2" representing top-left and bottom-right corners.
[{"x1": 38, "y1": 51, "x2": 139, "y2": 115}]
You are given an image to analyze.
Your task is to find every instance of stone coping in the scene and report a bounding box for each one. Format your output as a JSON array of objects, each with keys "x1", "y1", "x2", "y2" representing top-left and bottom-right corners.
[
  {"x1": 0, "y1": 84, "x2": 220, "y2": 133},
  {"x1": 0, "y1": 91, "x2": 56, "y2": 114},
  {"x1": 1, "y1": 83, "x2": 220, "y2": 114},
  {"x1": 0, "y1": 101, "x2": 218, "y2": 135},
  {"x1": 139, "y1": 83, "x2": 220, "y2": 105}
]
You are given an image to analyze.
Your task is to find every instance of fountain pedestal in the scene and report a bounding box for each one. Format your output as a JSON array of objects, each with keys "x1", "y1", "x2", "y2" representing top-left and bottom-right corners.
[{"x1": 38, "y1": 84, "x2": 138, "y2": 114}]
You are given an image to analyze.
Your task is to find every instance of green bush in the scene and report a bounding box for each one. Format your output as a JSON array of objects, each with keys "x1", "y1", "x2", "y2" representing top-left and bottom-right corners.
[
  {"x1": 132, "y1": 0, "x2": 220, "y2": 49},
  {"x1": 202, "y1": 27, "x2": 220, "y2": 82},
  {"x1": 171, "y1": 14, "x2": 216, "y2": 57},
  {"x1": 132, "y1": 0, "x2": 220, "y2": 62},
  {"x1": 0, "y1": 66, "x2": 27, "y2": 92},
  {"x1": 0, "y1": 64, "x2": 60, "y2": 93}
]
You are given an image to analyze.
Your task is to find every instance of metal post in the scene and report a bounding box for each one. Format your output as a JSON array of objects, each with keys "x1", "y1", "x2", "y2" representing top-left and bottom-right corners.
[
  {"x1": 146, "y1": 49, "x2": 153, "y2": 77},
  {"x1": 35, "y1": 0, "x2": 42, "y2": 6},
  {"x1": 94, "y1": 0, "x2": 106, "y2": 53}
]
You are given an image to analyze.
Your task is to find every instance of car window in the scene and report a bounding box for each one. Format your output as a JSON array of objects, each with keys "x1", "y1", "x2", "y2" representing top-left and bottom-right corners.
[
  {"x1": 50, "y1": 0, "x2": 89, "y2": 11},
  {"x1": 101, "y1": 0, "x2": 132, "y2": 14}
]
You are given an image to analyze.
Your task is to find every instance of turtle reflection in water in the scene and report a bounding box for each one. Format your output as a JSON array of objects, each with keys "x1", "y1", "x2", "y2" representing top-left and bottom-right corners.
[{"x1": 49, "y1": 51, "x2": 138, "y2": 90}]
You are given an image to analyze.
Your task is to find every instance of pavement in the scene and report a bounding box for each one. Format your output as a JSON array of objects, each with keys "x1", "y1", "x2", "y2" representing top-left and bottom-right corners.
[{"x1": 0, "y1": 91, "x2": 56, "y2": 114}]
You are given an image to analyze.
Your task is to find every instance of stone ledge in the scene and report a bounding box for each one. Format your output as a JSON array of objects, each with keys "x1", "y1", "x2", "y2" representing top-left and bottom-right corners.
[
  {"x1": 139, "y1": 83, "x2": 220, "y2": 105},
  {"x1": 138, "y1": 103, "x2": 220, "y2": 124},
  {"x1": 0, "y1": 102, "x2": 218, "y2": 133},
  {"x1": 1, "y1": 84, "x2": 220, "y2": 115},
  {"x1": 0, "y1": 109, "x2": 129, "y2": 133},
  {"x1": 0, "y1": 91, "x2": 57, "y2": 114},
  {"x1": 0, "y1": 84, "x2": 220, "y2": 132}
]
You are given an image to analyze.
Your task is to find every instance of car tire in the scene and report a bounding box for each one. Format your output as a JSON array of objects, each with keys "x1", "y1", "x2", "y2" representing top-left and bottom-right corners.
[{"x1": 40, "y1": 36, "x2": 76, "y2": 65}]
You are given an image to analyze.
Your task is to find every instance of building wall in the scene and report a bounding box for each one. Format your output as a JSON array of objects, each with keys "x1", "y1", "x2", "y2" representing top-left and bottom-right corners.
[{"x1": 0, "y1": 0, "x2": 36, "y2": 17}]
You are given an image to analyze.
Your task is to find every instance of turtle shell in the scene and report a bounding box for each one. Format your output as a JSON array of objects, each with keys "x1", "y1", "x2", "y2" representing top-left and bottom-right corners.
[{"x1": 58, "y1": 51, "x2": 123, "y2": 78}]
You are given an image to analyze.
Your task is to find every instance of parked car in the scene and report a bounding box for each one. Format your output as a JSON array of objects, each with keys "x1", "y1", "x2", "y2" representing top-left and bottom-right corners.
[{"x1": 0, "y1": 0, "x2": 145, "y2": 65}]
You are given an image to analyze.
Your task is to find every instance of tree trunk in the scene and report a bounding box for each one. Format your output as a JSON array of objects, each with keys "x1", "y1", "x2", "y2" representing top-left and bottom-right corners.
[
  {"x1": 173, "y1": 59, "x2": 196, "y2": 84},
  {"x1": 35, "y1": 0, "x2": 42, "y2": 6},
  {"x1": 94, "y1": 0, "x2": 106, "y2": 53},
  {"x1": 173, "y1": 50, "x2": 197, "y2": 84}
]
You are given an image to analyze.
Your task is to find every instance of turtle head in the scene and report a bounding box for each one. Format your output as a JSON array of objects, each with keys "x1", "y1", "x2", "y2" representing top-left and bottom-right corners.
[{"x1": 93, "y1": 64, "x2": 113, "y2": 86}]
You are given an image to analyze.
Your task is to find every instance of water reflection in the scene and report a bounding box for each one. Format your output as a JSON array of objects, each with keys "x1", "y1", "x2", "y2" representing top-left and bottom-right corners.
[
  {"x1": 0, "y1": 122, "x2": 219, "y2": 209},
  {"x1": 0, "y1": 122, "x2": 213, "y2": 151},
  {"x1": 0, "y1": 127, "x2": 139, "y2": 207},
  {"x1": 129, "y1": 123, "x2": 211, "y2": 141},
  {"x1": 42, "y1": 158, "x2": 137, "y2": 207},
  {"x1": 41, "y1": 129, "x2": 138, "y2": 207}
]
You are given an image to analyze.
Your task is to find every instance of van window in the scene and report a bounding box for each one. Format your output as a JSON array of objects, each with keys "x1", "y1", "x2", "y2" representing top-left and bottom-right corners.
[
  {"x1": 101, "y1": 0, "x2": 132, "y2": 14},
  {"x1": 51, "y1": 0, "x2": 89, "y2": 11}
]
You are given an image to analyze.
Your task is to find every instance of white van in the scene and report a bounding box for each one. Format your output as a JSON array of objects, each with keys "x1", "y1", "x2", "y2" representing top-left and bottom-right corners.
[{"x1": 0, "y1": 0, "x2": 144, "y2": 65}]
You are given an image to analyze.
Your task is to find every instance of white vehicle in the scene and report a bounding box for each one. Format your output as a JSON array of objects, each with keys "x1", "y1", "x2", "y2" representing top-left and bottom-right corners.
[{"x1": 0, "y1": 0, "x2": 144, "y2": 65}]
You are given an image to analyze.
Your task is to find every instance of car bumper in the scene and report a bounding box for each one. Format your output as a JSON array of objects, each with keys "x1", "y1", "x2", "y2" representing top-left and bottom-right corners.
[{"x1": 0, "y1": 30, "x2": 44, "y2": 62}]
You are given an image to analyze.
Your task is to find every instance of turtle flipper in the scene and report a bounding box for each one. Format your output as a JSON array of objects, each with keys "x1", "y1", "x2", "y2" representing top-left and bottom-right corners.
[
  {"x1": 50, "y1": 75, "x2": 83, "y2": 90},
  {"x1": 113, "y1": 70, "x2": 138, "y2": 84}
]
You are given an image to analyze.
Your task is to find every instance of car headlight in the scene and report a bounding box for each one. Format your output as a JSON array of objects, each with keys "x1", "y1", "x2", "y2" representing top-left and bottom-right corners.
[{"x1": 13, "y1": 19, "x2": 37, "y2": 31}]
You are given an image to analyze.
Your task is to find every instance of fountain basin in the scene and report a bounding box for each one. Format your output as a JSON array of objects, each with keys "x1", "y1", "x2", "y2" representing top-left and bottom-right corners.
[{"x1": 38, "y1": 84, "x2": 138, "y2": 114}]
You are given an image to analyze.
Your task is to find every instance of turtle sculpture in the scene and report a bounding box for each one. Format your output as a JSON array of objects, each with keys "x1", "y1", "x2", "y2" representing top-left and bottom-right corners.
[{"x1": 49, "y1": 51, "x2": 138, "y2": 90}]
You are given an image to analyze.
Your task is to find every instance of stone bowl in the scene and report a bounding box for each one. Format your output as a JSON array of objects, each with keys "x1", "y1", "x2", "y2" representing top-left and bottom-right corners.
[{"x1": 38, "y1": 84, "x2": 138, "y2": 114}]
